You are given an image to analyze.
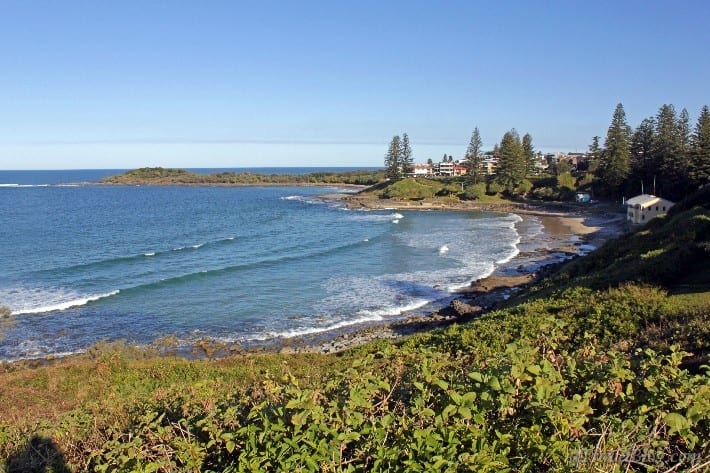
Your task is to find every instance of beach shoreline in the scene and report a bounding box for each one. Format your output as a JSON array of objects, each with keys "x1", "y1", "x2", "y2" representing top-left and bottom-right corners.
[
  {"x1": 2, "y1": 195, "x2": 627, "y2": 365},
  {"x1": 254, "y1": 195, "x2": 627, "y2": 355}
]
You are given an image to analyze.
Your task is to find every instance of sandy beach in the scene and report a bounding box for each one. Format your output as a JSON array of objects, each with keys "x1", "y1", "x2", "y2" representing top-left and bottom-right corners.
[{"x1": 260, "y1": 195, "x2": 628, "y2": 355}]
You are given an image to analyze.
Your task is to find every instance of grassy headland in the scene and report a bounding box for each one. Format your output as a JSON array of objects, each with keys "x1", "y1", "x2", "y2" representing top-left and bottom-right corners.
[
  {"x1": 1, "y1": 191, "x2": 708, "y2": 471},
  {"x1": 100, "y1": 167, "x2": 386, "y2": 186}
]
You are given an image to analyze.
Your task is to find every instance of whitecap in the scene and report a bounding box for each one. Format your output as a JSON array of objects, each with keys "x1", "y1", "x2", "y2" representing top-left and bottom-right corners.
[
  {"x1": 356, "y1": 299, "x2": 430, "y2": 318},
  {"x1": 8, "y1": 289, "x2": 120, "y2": 315},
  {"x1": 267, "y1": 313, "x2": 385, "y2": 339}
]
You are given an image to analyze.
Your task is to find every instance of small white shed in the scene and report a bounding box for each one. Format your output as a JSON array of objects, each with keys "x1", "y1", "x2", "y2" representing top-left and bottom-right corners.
[{"x1": 625, "y1": 194, "x2": 674, "y2": 224}]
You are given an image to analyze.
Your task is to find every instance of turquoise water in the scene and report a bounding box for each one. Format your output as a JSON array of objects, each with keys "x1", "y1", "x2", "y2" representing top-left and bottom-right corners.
[{"x1": 0, "y1": 170, "x2": 525, "y2": 360}]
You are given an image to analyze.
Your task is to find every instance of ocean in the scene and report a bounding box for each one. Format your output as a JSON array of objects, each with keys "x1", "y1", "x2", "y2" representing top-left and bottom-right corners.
[{"x1": 0, "y1": 169, "x2": 532, "y2": 360}]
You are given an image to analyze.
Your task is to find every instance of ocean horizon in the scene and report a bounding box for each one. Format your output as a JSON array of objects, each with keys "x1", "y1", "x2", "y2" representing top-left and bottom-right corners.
[{"x1": 0, "y1": 167, "x2": 382, "y2": 186}]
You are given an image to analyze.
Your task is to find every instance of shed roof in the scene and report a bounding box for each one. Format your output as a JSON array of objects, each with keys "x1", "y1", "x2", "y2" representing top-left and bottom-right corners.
[{"x1": 625, "y1": 194, "x2": 674, "y2": 207}]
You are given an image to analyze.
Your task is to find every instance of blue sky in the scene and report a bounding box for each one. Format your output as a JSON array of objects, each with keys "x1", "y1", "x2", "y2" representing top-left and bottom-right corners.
[{"x1": 0, "y1": 1, "x2": 708, "y2": 169}]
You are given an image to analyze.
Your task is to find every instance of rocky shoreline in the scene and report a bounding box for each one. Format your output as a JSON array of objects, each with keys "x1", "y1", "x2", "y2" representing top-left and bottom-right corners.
[{"x1": 258, "y1": 196, "x2": 628, "y2": 355}]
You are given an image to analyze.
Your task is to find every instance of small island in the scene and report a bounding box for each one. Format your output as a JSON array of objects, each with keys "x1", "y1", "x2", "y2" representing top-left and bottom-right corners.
[{"x1": 101, "y1": 167, "x2": 385, "y2": 186}]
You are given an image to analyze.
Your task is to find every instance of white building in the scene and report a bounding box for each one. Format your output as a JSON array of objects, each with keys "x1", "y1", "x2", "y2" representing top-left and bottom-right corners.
[
  {"x1": 437, "y1": 161, "x2": 454, "y2": 176},
  {"x1": 410, "y1": 164, "x2": 432, "y2": 177},
  {"x1": 625, "y1": 194, "x2": 674, "y2": 225}
]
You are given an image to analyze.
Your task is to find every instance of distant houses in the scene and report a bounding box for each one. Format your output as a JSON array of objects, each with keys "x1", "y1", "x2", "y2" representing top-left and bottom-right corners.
[
  {"x1": 625, "y1": 194, "x2": 674, "y2": 224},
  {"x1": 406, "y1": 151, "x2": 591, "y2": 178}
]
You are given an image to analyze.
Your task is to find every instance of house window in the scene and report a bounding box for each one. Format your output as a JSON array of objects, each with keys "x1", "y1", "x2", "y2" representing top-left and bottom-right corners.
[
  {"x1": 663, "y1": 206, "x2": 666, "y2": 211},
  {"x1": 642, "y1": 215, "x2": 645, "y2": 220},
  {"x1": 656, "y1": 206, "x2": 659, "y2": 211}
]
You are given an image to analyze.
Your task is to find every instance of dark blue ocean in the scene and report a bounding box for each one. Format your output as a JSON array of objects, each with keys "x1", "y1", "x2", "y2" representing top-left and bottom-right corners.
[{"x1": 0, "y1": 169, "x2": 531, "y2": 360}]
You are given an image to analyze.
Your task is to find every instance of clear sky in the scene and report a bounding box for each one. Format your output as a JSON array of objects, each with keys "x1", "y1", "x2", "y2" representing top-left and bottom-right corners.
[{"x1": 1, "y1": 0, "x2": 709, "y2": 169}]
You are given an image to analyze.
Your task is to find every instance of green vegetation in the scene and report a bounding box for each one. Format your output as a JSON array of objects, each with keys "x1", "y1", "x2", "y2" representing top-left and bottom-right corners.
[
  {"x1": 494, "y1": 129, "x2": 527, "y2": 193},
  {"x1": 377, "y1": 178, "x2": 458, "y2": 200},
  {"x1": 464, "y1": 127, "x2": 483, "y2": 185},
  {"x1": 597, "y1": 103, "x2": 632, "y2": 195},
  {"x1": 1, "y1": 196, "x2": 708, "y2": 471},
  {"x1": 591, "y1": 102, "x2": 710, "y2": 200},
  {"x1": 384, "y1": 133, "x2": 413, "y2": 179},
  {"x1": 101, "y1": 168, "x2": 386, "y2": 186}
]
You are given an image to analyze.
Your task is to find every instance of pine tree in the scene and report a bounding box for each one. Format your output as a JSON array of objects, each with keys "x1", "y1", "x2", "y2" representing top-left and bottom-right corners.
[
  {"x1": 465, "y1": 127, "x2": 483, "y2": 184},
  {"x1": 522, "y1": 133, "x2": 535, "y2": 176},
  {"x1": 655, "y1": 104, "x2": 687, "y2": 199},
  {"x1": 495, "y1": 129, "x2": 525, "y2": 193},
  {"x1": 690, "y1": 105, "x2": 710, "y2": 189},
  {"x1": 598, "y1": 103, "x2": 631, "y2": 195},
  {"x1": 588, "y1": 136, "x2": 602, "y2": 173},
  {"x1": 630, "y1": 117, "x2": 657, "y2": 190},
  {"x1": 384, "y1": 135, "x2": 402, "y2": 179},
  {"x1": 400, "y1": 133, "x2": 413, "y2": 176}
]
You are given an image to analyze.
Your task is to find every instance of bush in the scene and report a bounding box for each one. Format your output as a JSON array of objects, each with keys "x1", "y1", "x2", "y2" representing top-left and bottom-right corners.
[
  {"x1": 0, "y1": 306, "x2": 11, "y2": 318},
  {"x1": 515, "y1": 179, "x2": 533, "y2": 195},
  {"x1": 460, "y1": 183, "x2": 486, "y2": 200},
  {"x1": 557, "y1": 172, "x2": 576, "y2": 191},
  {"x1": 486, "y1": 181, "x2": 503, "y2": 195}
]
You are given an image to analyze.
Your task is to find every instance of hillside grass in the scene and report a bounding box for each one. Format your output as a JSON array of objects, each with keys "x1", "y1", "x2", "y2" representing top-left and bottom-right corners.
[{"x1": 1, "y1": 197, "x2": 708, "y2": 471}]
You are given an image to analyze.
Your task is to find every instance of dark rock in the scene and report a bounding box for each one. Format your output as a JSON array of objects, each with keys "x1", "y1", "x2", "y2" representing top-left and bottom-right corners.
[{"x1": 450, "y1": 299, "x2": 482, "y2": 317}]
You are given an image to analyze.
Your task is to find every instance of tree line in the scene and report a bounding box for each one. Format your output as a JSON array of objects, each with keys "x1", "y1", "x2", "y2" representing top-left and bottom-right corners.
[
  {"x1": 463, "y1": 127, "x2": 536, "y2": 194},
  {"x1": 383, "y1": 102, "x2": 709, "y2": 202},
  {"x1": 592, "y1": 103, "x2": 709, "y2": 200},
  {"x1": 384, "y1": 133, "x2": 413, "y2": 179}
]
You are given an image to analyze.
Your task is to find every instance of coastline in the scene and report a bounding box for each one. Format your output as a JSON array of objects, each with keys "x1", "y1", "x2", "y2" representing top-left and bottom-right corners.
[
  {"x1": 1, "y1": 194, "x2": 627, "y2": 365},
  {"x1": 259, "y1": 196, "x2": 627, "y2": 355}
]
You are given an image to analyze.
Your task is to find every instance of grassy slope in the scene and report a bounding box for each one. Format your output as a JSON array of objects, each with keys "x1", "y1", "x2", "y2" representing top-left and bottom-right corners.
[{"x1": 1, "y1": 194, "x2": 708, "y2": 472}]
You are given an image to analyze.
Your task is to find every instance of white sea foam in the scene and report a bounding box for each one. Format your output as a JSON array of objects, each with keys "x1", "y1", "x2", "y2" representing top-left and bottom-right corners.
[
  {"x1": 192, "y1": 243, "x2": 204, "y2": 249},
  {"x1": 280, "y1": 195, "x2": 324, "y2": 205},
  {"x1": 356, "y1": 299, "x2": 430, "y2": 317},
  {"x1": 7, "y1": 289, "x2": 120, "y2": 315},
  {"x1": 268, "y1": 313, "x2": 385, "y2": 339},
  {"x1": 144, "y1": 252, "x2": 155, "y2": 257},
  {"x1": 392, "y1": 219, "x2": 400, "y2": 224},
  {"x1": 438, "y1": 245, "x2": 449, "y2": 255},
  {"x1": 0, "y1": 349, "x2": 87, "y2": 363},
  {"x1": 495, "y1": 245, "x2": 521, "y2": 264}
]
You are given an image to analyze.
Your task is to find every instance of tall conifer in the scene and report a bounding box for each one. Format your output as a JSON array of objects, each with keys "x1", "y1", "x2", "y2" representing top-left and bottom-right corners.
[
  {"x1": 598, "y1": 103, "x2": 631, "y2": 195},
  {"x1": 384, "y1": 135, "x2": 402, "y2": 179},
  {"x1": 655, "y1": 104, "x2": 687, "y2": 198},
  {"x1": 690, "y1": 105, "x2": 710, "y2": 189},
  {"x1": 495, "y1": 129, "x2": 525, "y2": 192},
  {"x1": 400, "y1": 133, "x2": 413, "y2": 176},
  {"x1": 630, "y1": 117, "x2": 657, "y2": 189},
  {"x1": 522, "y1": 133, "x2": 535, "y2": 176},
  {"x1": 465, "y1": 127, "x2": 483, "y2": 184}
]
